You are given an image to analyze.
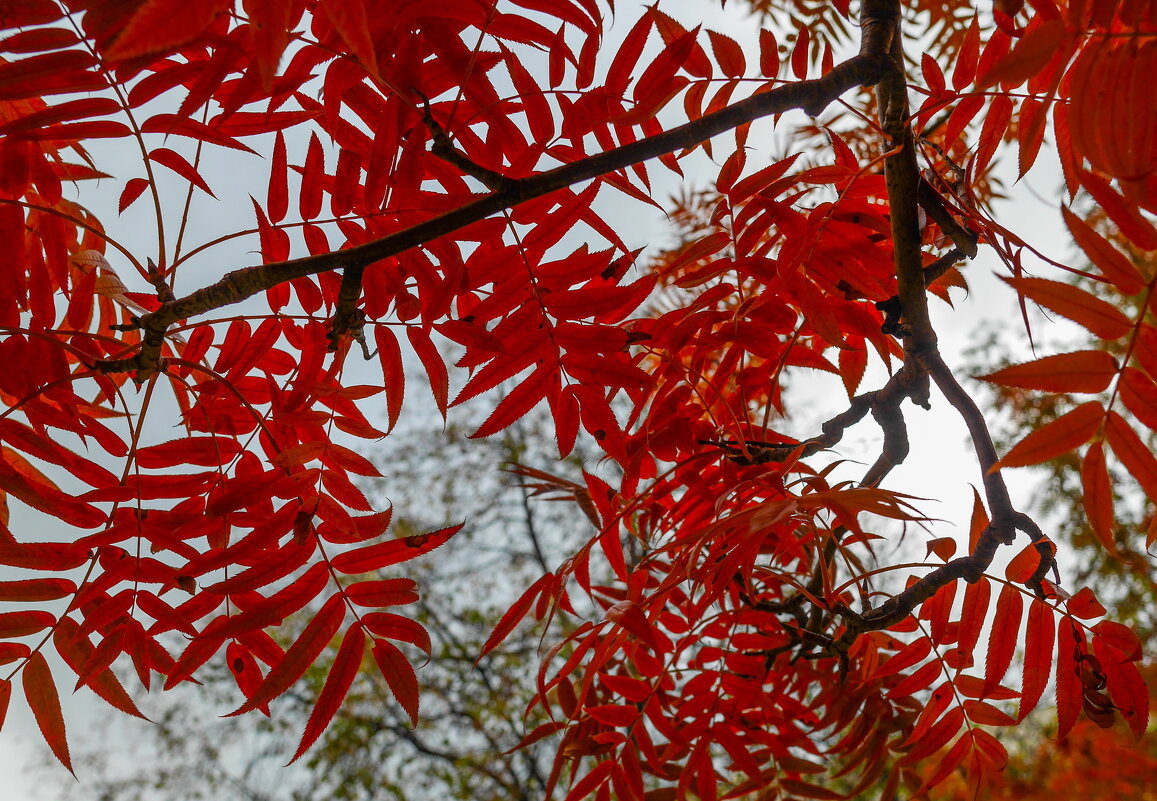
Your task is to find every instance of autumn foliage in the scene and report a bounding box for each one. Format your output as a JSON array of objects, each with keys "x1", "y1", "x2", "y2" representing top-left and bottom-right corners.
[{"x1": 0, "y1": 0, "x2": 1155, "y2": 798}]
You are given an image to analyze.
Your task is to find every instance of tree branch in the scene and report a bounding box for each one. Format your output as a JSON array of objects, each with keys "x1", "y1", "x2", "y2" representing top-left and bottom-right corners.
[{"x1": 96, "y1": 50, "x2": 893, "y2": 380}]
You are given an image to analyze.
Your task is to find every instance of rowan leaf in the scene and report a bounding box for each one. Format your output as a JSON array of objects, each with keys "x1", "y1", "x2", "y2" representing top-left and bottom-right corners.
[
  {"x1": 330, "y1": 524, "x2": 461, "y2": 575},
  {"x1": 1056, "y1": 617, "x2": 1081, "y2": 738},
  {"x1": 1081, "y1": 442, "x2": 1116, "y2": 554},
  {"x1": 290, "y1": 624, "x2": 366, "y2": 763},
  {"x1": 983, "y1": 582, "x2": 1023, "y2": 696},
  {"x1": 1062, "y1": 206, "x2": 1145, "y2": 295},
  {"x1": 1018, "y1": 600, "x2": 1055, "y2": 720},
  {"x1": 1000, "y1": 276, "x2": 1132, "y2": 340},
  {"x1": 979, "y1": 350, "x2": 1117, "y2": 394},
  {"x1": 996, "y1": 401, "x2": 1103, "y2": 468},
  {"x1": 371, "y1": 639, "x2": 419, "y2": 727},
  {"x1": 228, "y1": 594, "x2": 345, "y2": 716},
  {"x1": 23, "y1": 652, "x2": 72, "y2": 772}
]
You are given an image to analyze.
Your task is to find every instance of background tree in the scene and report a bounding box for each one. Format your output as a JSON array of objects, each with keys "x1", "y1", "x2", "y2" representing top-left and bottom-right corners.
[{"x1": 0, "y1": 1, "x2": 1154, "y2": 800}]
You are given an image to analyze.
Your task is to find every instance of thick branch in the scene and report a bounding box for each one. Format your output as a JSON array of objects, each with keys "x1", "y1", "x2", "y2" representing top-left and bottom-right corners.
[{"x1": 876, "y1": 4, "x2": 936, "y2": 365}]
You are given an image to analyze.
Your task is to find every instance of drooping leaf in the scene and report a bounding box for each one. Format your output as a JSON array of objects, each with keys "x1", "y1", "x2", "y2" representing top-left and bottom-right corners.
[
  {"x1": 371, "y1": 639, "x2": 419, "y2": 727},
  {"x1": 290, "y1": 624, "x2": 366, "y2": 763},
  {"x1": 228, "y1": 594, "x2": 345, "y2": 716},
  {"x1": 23, "y1": 652, "x2": 72, "y2": 772}
]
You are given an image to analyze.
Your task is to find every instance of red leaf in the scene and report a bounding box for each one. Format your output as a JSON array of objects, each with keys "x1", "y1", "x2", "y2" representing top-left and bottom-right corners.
[
  {"x1": 290, "y1": 624, "x2": 366, "y2": 763},
  {"x1": 344, "y1": 578, "x2": 420, "y2": 608},
  {"x1": 319, "y1": 0, "x2": 379, "y2": 79},
  {"x1": 707, "y1": 30, "x2": 745, "y2": 79},
  {"x1": 1066, "y1": 587, "x2": 1106, "y2": 620},
  {"x1": 23, "y1": 652, "x2": 72, "y2": 772},
  {"x1": 102, "y1": 0, "x2": 231, "y2": 61},
  {"x1": 758, "y1": 29, "x2": 779, "y2": 77},
  {"x1": 136, "y1": 436, "x2": 241, "y2": 469},
  {"x1": 914, "y1": 734, "x2": 971, "y2": 796},
  {"x1": 141, "y1": 114, "x2": 257, "y2": 153},
  {"x1": 118, "y1": 177, "x2": 150, "y2": 213},
  {"x1": 480, "y1": 573, "x2": 553, "y2": 659},
  {"x1": 471, "y1": 363, "x2": 556, "y2": 439},
  {"x1": 0, "y1": 577, "x2": 74, "y2": 602},
  {"x1": 1093, "y1": 619, "x2": 1143, "y2": 662},
  {"x1": 978, "y1": 19, "x2": 1067, "y2": 87},
  {"x1": 886, "y1": 658, "x2": 942, "y2": 699},
  {"x1": 330, "y1": 524, "x2": 461, "y2": 575},
  {"x1": 361, "y1": 613, "x2": 430, "y2": 653},
  {"x1": 979, "y1": 350, "x2": 1117, "y2": 393},
  {"x1": 371, "y1": 639, "x2": 419, "y2": 726},
  {"x1": 407, "y1": 327, "x2": 448, "y2": 417},
  {"x1": 0, "y1": 610, "x2": 54, "y2": 637},
  {"x1": 298, "y1": 132, "x2": 325, "y2": 221},
  {"x1": 997, "y1": 401, "x2": 1103, "y2": 468},
  {"x1": 228, "y1": 594, "x2": 345, "y2": 716},
  {"x1": 148, "y1": 147, "x2": 214, "y2": 197},
  {"x1": 958, "y1": 576, "x2": 992, "y2": 658},
  {"x1": 1079, "y1": 169, "x2": 1157, "y2": 250}
]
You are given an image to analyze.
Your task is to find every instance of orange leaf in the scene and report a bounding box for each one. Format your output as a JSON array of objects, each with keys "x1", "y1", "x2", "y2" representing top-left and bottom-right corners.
[
  {"x1": 372, "y1": 639, "x2": 419, "y2": 727},
  {"x1": 1018, "y1": 600, "x2": 1055, "y2": 720},
  {"x1": 978, "y1": 19, "x2": 1067, "y2": 88},
  {"x1": 1062, "y1": 206, "x2": 1145, "y2": 295},
  {"x1": 1001, "y1": 275, "x2": 1132, "y2": 339},
  {"x1": 290, "y1": 624, "x2": 366, "y2": 763},
  {"x1": 979, "y1": 350, "x2": 1117, "y2": 393},
  {"x1": 1066, "y1": 587, "x2": 1106, "y2": 620},
  {"x1": 1056, "y1": 617, "x2": 1081, "y2": 738},
  {"x1": 1081, "y1": 442, "x2": 1117, "y2": 554},
  {"x1": 1120, "y1": 367, "x2": 1157, "y2": 434},
  {"x1": 23, "y1": 652, "x2": 72, "y2": 772},
  {"x1": 1105, "y1": 411, "x2": 1157, "y2": 501},
  {"x1": 997, "y1": 401, "x2": 1103, "y2": 468},
  {"x1": 983, "y1": 582, "x2": 1023, "y2": 696},
  {"x1": 1079, "y1": 168, "x2": 1157, "y2": 250},
  {"x1": 958, "y1": 576, "x2": 991, "y2": 658}
]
